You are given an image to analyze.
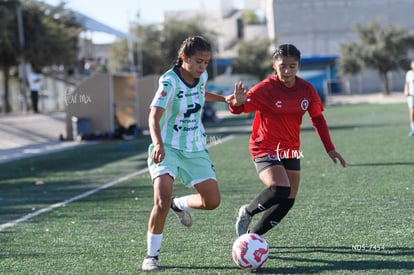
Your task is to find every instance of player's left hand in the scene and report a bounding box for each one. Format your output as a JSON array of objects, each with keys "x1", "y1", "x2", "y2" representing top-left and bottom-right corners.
[
  {"x1": 328, "y1": 150, "x2": 346, "y2": 167},
  {"x1": 225, "y1": 94, "x2": 234, "y2": 104}
]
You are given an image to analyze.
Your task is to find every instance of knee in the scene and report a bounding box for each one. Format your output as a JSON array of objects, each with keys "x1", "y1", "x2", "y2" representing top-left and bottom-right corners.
[
  {"x1": 269, "y1": 185, "x2": 291, "y2": 199},
  {"x1": 204, "y1": 195, "x2": 221, "y2": 210},
  {"x1": 154, "y1": 195, "x2": 172, "y2": 215}
]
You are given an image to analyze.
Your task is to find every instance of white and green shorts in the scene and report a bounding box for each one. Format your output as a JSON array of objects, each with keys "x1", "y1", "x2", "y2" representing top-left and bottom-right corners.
[{"x1": 147, "y1": 144, "x2": 217, "y2": 187}]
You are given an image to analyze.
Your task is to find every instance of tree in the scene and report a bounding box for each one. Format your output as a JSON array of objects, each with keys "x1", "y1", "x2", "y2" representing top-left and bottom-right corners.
[
  {"x1": 160, "y1": 18, "x2": 217, "y2": 72},
  {"x1": 0, "y1": 0, "x2": 79, "y2": 113},
  {"x1": 339, "y1": 20, "x2": 414, "y2": 95},
  {"x1": 109, "y1": 18, "x2": 217, "y2": 76},
  {"x1": 22, "y1": 1, "x2": 79, "y2": 67},
  {"x1": 110, "y1": 24, "x2": 164, "y2": 75},
  {"x1": 0, "y1": 0, "x2": 20, "y2": 112},
  {"x1": 232, "y1": 38, "x2": 272, "y2": 80},
  {"x1": 243, "y1": 11, "x2": 260, "y2": 25}
]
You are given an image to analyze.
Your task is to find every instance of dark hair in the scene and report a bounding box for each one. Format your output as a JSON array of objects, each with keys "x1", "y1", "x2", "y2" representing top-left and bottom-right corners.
[
  {"x1": 175, "y1": 36, "x2": 212, "y2": 66},
  {"x1": 272, "y1": 44, "x2": 301, "y2": 62}
]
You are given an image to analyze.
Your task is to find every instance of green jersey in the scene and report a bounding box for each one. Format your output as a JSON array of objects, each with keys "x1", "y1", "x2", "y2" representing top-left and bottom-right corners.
[{"x1": 150, "y1": 67, "x2": 207, "y2": 152}]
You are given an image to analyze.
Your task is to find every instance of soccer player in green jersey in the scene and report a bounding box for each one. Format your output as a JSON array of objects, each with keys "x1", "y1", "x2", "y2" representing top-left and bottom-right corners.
[{"x1": 141, "y1": 36, "x2": 232, "y2": 271}]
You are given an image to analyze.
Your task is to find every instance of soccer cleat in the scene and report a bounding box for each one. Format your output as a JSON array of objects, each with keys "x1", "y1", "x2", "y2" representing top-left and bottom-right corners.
[
  {"x1": 141, "y1": 256, "x2": 160, "y2": 271},
  {"x1": 173, "y1": 209, "x2": 192, "y2": 227},
  {"x1": 236, "y1": 204, "x2": 252, "y2": 236},
  {"x1": 171, "y1": 198, "x2": 192, "y2": 227}
]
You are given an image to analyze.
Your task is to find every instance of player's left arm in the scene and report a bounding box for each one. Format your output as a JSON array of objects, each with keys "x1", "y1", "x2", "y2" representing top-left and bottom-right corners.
[
  {"x1": 310, "y1": 114, "x2": 346, "y2": 168},
  {"x1": 205, "y1": 91, "x2": 232, "y2": 103},
  {"x1": 307, "y1": 84, "x2": 346, "y2": 167}
]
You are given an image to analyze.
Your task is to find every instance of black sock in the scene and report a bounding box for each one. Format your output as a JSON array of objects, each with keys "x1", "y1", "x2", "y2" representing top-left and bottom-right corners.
[
  {"x1": 246, "y1": 186, "x2": 291, "y2": 215},
  {"x1": 251, "y1": 198, "x2": 295, "y2": 235}
]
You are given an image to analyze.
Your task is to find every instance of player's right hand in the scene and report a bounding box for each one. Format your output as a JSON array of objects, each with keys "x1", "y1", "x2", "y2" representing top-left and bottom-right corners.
[
  {"x1": 152, "y1": 143, "x2": 165, "y2": 164},
  {"x1": 233, "y1": 81, "x2": 249, "y2": 106}
]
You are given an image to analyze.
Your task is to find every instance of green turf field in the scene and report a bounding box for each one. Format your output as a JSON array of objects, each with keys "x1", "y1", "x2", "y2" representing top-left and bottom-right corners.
[{"x1": 0, "y1": 103, "x2": 413, "y2": 274}]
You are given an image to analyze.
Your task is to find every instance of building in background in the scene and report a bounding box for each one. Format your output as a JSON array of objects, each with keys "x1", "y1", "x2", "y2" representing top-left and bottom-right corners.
[
  {"x1": 165, "y1": 0, "x2": 414, "y2": 94},
  {"x1": 268, "y1": 0, "x2": 414, "y2": 93},
  {"x1": 36, "y1": 0, "x2": 414, "y2": 104}
]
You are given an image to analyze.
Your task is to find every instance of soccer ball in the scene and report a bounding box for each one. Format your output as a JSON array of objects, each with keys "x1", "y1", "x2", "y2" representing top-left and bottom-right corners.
[{"x1": 232, "y1": 233, "x2": 269, "y2": 271}]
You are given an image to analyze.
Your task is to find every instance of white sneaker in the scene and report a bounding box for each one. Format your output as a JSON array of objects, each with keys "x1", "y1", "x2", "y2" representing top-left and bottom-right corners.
[
  {"x1": 172, "y1": 208, "x2": 192, "y2": 227},
  {"x1": 171, "y1": 197, "x2": 192, "y2": 227},
  {"x1": 141, "y1": 256, "x2": 160, "y2": 271},
  {"x1": 236, "y1": 204, "x2": 252, "y2": 236}
]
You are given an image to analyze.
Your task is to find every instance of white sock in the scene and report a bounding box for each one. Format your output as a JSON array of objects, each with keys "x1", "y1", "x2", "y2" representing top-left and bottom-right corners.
[
  {"x1": 173, "y1": 195, "x2": 192, "y2": 211},
  {"x1": 411, "y1": 122, "x2": 414, "y2": 131},
  {"x1": 147, "y1": 232, "x2": 162, "y2": 257}
]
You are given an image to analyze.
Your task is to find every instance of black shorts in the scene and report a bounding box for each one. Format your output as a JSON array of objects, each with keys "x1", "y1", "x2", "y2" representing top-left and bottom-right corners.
[{"x1": 253, "y1": 154, "x2": 301, "y2": 174}]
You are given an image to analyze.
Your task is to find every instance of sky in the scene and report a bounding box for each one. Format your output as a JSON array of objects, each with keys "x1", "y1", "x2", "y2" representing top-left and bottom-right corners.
[{"x1": 43, "y1": 0, "x2": 242, "y2": 43}]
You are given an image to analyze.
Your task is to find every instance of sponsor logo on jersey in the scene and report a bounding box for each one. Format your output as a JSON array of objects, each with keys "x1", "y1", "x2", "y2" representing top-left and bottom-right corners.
[
  {"x1": 172, "y1": 103, "x2": 202, "y2": 132},
  {"x1": 184, "y1": 103, "x2": 201, "y2": 118},
  {"x1": 156, "y1": 89, "x2": 167, "y2": 97},
  {"x1": 173, "y1": 124, "x2": 199, "y2": 132},
  {"x1": 275, "y1": 100, "x2": 282, "y2": 108},
  {"x1": 173, "y1": 124, "x2": 181, "y2": 132},
  {"x1": 177, "y1": 90, "x2": 200, "y2": 98},
  {"x1": 159, "y1": 82, "x2": 169, "y2": 97}
]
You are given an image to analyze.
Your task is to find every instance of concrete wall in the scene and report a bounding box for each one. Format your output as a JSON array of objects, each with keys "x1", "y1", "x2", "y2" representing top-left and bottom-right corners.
[
  {"x1": 272, "y1": 0, "x2": 414, "y2": 56},
  {"x1": 65, "y1": 73, "x2": 159, "y2": 139},
  {"x1": 135, "y1": 74, "x2": 159, "y2": 129},
  {"x1": 65, "y1": 73, "x2": 113, "y2": 140}
]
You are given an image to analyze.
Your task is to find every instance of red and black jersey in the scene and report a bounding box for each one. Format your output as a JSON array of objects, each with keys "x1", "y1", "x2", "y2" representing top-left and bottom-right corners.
[{"x1": 229, "y1": 75, "x2": 335, "y2": 159}]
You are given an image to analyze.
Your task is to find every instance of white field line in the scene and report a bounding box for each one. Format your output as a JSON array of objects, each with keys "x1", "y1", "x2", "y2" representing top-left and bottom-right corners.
[
  {"x1": 0, "y1": 134, "x2": 235, "y2": 232},
  {"x1": 0, "y1": 169, "x2": 148, "y2": 232}
]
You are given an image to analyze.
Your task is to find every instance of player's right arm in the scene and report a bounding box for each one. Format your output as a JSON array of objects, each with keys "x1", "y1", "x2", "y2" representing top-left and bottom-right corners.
[{"x1": 148, "y1": 106, "x2": 165, "y2": 164}]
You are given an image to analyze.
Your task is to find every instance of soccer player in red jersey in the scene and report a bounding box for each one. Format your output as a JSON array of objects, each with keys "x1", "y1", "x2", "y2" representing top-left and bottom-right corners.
[{"x1": 229, "y1": 44, "x2": 347, "y2": 236}]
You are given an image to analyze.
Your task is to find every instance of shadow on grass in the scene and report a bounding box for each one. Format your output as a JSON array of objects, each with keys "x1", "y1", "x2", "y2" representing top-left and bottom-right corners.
[{"x1": 262, "y1": 246, "x2": 414, "y2": 274}]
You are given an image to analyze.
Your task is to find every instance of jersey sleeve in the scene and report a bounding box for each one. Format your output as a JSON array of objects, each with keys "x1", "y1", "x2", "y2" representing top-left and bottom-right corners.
[
  {"x1": 228, "y1": 103, "x2": 244, "y2": 114},
  {"x1": 311, "y1": 114, "x2": 335, "y2": 152},
  {"x1": 150, "y1": 76, "x2": 174, "y2": 109},
  {"x1": 306, "y1": 83, "x2": 324, "y2": 118},
  {"x1": 305, "y1": 82, "x2": 335, "y2": 152}
]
